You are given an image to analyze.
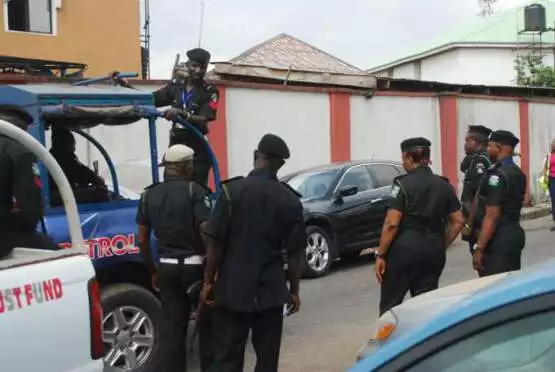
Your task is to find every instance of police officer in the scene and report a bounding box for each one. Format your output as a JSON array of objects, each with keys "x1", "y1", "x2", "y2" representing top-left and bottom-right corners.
[
  {"x1": 136, "y1": 144, "x2": 213, "y2": 372},
  {"x1": 202, "y1": 134, "x2": 306, "y2": 372},
  {"x1": 472, "y1": 130, "x2": 526, "y2": 277},
  {"x1": 116, "y1": 48, "x2": 219, "y2": 186},
  {"x1": 0, "y1": 112, "x2": 58, "y2": 258},
  {"x1": 375, "y1": 137, "x2": 465, "y2": 316},
  {"x1": 460, "y1": 125, "x2": 492, "y2": 254}
]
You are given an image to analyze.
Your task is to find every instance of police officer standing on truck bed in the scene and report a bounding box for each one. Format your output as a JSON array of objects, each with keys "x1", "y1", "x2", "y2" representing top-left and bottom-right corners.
[
  {"x1": 0, "y1": 112, "x2": 58, "y2": 259},
  {"x1": 202, "y1": 134, "x2": 306, "y2": 372},
  {"x1": 136, "y1": 144, "x2": 213, "y2": 372},
  {"x1": 472, "y1": 130, "x2": 526, "y2": 277},
  {"x1": 460, "y1": 125, "x2": 492, "y2": 254},
  {"x1": 375, "y1": 137, "x2": 465, "y2": 316},
  {"x1": 114, "y1": 48, "x2": 219, "y2": 186}
]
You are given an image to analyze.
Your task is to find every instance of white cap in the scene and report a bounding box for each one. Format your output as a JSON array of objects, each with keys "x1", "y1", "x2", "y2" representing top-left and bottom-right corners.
[{"x1": 159, "y1": 144, "x2": 194, "y2": 166}]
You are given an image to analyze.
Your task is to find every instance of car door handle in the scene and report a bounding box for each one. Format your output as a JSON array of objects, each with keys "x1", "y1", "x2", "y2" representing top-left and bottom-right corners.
[{"x1": 370, "y1": 197, "x2": 383, "y2": 204}]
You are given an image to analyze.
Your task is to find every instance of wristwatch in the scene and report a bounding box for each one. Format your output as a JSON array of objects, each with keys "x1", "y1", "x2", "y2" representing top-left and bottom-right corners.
[
  {"x1": 472, "y1": 244, "x2": 483, "y2": 253},
  {"x1": 374, "y1": 251, "x2": 385, "y2": 260}
]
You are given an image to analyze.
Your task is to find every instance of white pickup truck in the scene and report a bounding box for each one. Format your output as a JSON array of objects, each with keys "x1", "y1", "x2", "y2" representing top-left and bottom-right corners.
[{"x1": 0, "y1": 119, "x2": 104, "y2": 372}]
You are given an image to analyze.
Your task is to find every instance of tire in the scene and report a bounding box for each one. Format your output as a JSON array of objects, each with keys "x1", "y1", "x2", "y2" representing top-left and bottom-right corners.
[
  {"x1": 303, "y1": 225, "x2": 334, "y2": 278},
  {"x1": 101, "y1": 283, "x2": 162, "y2": 372}
]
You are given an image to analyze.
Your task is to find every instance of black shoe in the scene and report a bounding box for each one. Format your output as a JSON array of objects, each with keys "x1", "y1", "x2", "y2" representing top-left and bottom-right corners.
[{"x1": 550, "y1": 226, "x2": 555, "y2": 232}]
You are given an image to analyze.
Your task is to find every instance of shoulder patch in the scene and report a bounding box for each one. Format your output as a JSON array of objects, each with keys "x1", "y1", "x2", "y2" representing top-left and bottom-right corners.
[
  {"x1": 32, "y1": 162, "x2": 40, "y2": 177},
  {"x1": 391, "y1": 184, "x2": 400, "y2": 198},
  {"x1": 203, "y1": 194, "x2": 212, "y2": 209},
  {"x1": 280, "y1": 182, "x2": 303, "y2": 198},
  {"x1": 488, "y1": 174, "x2": 500, "y2": 187},
  {"x1": 221, "y1": 176, "x2": 244, "y2": 185}
]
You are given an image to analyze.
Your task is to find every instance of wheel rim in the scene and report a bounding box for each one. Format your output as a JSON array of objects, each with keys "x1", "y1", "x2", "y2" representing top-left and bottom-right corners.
[
  {"x1": 103, "y1": 305, "x2": 155, "y2": 370},
  {"x1": 306, "y1": 232, "x2": 330, "y2": 272}
]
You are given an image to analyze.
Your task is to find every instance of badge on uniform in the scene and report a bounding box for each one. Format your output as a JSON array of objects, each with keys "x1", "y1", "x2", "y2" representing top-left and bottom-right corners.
[
  {"x1": 488, "y1": 175, "x2": 500, "y2": 187},
  {"x1": 391, "y1": 184, "x2": 400, "y2": 197},
  {"x1": 32, "y1": 162, "x2": 40, "y2": 176},
  {"x1": 203, "y1": 195, "x2": 212, "y2": 208},
  {"x1": 209, "y1": 93, "x2": 219, "y2": 110},
  {"x1": 476, "y1": 163, "x2": 485, "y2": 174}
]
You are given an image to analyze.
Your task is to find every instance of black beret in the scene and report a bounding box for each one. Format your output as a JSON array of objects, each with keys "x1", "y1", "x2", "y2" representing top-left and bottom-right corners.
[
  {"x1": 258, "y1": 133, "x2": 290, "y2": 160},
  {"x1": 400, "y1": 137, "x2": 431, "y2": 152},
  {"x1": 52, "y1": 126, "x2": 75, "y2": 145},
  {"x1": 467, "y1": 125, "x2": 492, "y2": 138},
  {"x1": 489, "y1": 130, "x2": 519, "y2": 147},
  {"x1": 186, "y1": 48, "x2": 211, "y2": 64}
]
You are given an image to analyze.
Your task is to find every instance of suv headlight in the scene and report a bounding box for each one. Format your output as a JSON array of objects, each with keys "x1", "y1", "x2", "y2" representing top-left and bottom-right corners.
[{"x1": 356, "y1": 310, "x2": 398, "y2": 363}]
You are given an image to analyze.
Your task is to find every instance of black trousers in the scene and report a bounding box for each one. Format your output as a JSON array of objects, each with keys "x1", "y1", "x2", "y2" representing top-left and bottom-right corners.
[
  {"x1": 0, "y1": 228, "x2": 59, "y2": 259},
  {"x1": 479, "y1": 222, "x2": 525, "y2": 277},
  {"x1": 379, "y1": 230, "x2": 446, "y2": 316},
  {"x1": 207, "y1": 306, "x2": 284, "y2": 372},
  {"x1": 158, "y1": 262, "x2": 214, "y2": 372},
  {"x1": 169, "y1": 130, "x2": 211, "y2": 187}
]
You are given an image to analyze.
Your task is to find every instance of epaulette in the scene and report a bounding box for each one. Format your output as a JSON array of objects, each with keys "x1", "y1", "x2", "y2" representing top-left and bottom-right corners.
[
  {"x1": 280, "y1": 182, "x2": 303, "y2": 198},
  {"x1": 221, "y1": 176, "x2": 244, "y2": 185},
  {"x1": 393, "y1": 174, "x2": 407, "y2": 184},
  {"x1": 143, "y1": 182, "x2": 160, "y2": 191},
  {"x1": 193, "y1": 181, "x2": 211, "y2": 193},
  {"x1": 438, "y1": 176, "x2": 450, "y2": 183}
]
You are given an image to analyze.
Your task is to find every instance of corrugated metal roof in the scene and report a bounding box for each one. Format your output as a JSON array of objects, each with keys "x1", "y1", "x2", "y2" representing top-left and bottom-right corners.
[
  {"x1": 368, "y1": 0, "x2": 555, "y2": 72},
  {"x1": 226, "y1": 33, "x2": 364, "y2": 75}
]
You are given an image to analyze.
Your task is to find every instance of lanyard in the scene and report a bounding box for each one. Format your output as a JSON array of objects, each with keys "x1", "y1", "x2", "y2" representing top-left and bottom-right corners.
[{"x1": 181, "y1": 89, "x2": 194, "y2": 108}]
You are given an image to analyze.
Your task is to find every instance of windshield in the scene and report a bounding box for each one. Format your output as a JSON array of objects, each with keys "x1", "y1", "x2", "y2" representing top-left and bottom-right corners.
[{"x1": 286, "y1": 169, "x2": 339, "y2": 199}]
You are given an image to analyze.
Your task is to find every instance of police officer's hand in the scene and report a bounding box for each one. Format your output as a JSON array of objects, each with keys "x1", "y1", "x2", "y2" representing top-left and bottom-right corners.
[
  {"x1": 201, "y1": 282, "x2": 215, "y2": 306},
  {"x1": 287, "y1": 293, "x2": 301, "y2": 316},
  {"x1": 151, "y1": 271, "x2": 160, "y2": 292},
  {"x1": 162, "y1": 108, "x2": 181, "y2": 121},
  {"x1": 472, "y1": 249, "x2": 484, "y2": 272},
  {"x1": 375, "y1": 257, "x2": 386, "y2": 283}
]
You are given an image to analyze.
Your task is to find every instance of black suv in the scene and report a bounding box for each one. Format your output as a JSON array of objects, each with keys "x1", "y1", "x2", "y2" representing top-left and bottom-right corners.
[{"x1": 281, "y1": 160, "x2": 406, "y2": 278}]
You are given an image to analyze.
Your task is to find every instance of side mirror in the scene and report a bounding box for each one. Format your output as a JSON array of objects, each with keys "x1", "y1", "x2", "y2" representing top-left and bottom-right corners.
[{"x1": 338, "y1": 185, "x2": 358, "y2": 198}]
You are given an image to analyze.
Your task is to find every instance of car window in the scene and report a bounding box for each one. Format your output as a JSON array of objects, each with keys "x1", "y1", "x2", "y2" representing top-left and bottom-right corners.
[
  {"x1": 338, "y1": 166, "x2": 374, "y2": 192},
  {"x1": 286, "y1": 169, "x2": 340, "y2": 199},
  {"x1": 369, "y1": 164, "x2": 401, "y2": 188},
  {"x1": 407, "y1": 310, "x2": 555, "y2": 372}
]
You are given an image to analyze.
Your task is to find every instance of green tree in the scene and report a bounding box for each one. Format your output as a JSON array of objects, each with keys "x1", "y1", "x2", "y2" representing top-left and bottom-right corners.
[{"x1": 514, "y1": 53, "x2": 555, "y2": 87}]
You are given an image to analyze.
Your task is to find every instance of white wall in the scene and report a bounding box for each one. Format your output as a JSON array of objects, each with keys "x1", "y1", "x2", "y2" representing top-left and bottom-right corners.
[
  {"x1": 457, "y1": 98, "x2": 520, "y2": 193},
  {"x1": 529, "y1": 103, "x2": 555, "y2": 202},
  {"x1": 385, "y1": 47, "x2": 555, "y2": 86},
  {"x1": 225, "y1": 87, "x2": 330, "y2": 178},
  {"x1": 350, "y1": 95, "x2": 442, "y2": 174}
]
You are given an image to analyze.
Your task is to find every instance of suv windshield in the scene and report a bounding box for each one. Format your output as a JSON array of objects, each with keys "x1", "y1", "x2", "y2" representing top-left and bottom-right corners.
[{"x1": 286, "y1": 169, "x2": 340, "y2": 199}]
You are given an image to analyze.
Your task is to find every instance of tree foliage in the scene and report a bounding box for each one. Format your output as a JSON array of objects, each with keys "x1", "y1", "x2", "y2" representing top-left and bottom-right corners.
[{"x1": 514, "y1": 53, "x2": 555, "y2": 87}]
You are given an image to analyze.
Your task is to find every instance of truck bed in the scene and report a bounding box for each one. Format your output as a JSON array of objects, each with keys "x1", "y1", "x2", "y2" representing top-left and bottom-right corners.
[{"x1": 0, "y1": 247, "x2": 83, "y2": 271}]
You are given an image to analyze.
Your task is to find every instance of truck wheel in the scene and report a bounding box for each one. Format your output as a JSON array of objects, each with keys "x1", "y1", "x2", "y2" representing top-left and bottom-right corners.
[{"x1": 101, "y1": 284, "x2": 162, "y2": 372}]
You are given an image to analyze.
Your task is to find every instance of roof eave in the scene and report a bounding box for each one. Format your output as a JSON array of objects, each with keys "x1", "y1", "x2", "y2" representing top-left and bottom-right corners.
[{"x1": 367, "y1": 42, "x2": 544, "y2": 73}]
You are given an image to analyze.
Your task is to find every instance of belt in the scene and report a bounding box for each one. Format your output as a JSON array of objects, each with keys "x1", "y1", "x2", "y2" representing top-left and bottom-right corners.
[{"x1": 159, "y1": 255, "x2": 203, "y2": 265}]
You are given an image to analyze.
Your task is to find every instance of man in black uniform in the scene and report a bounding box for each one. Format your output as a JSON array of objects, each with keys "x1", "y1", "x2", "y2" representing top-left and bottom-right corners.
[
  {"x1": 49, "y1": 127, "x2": 109, "y2": 205},
  {"x1": 0, "y1": 112, "x2": 58, "y2": 258},
  {"x1": 460, "y1": 125, "x2": 492, "y2": 254},
  {"x1": 136, "y1": 144, "x2": 213, "y2": 372},
  {"x1": 202, "y1": 134, "x2": 306, "y2": 372},
  {"x1": 472, "y1": 130, "x2": 526, "y2": 277},
  {"x1": 375, "y1": 137, "x2": 465, "y2": 315},
  {"x1": 115, "y1": 48, "x2": 219, "y2": 186}
]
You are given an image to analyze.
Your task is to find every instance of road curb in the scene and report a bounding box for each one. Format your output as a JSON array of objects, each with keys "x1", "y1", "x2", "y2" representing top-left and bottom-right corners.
[{"x1": 521, "y1": 204, "x2": 551, "y2": 221}]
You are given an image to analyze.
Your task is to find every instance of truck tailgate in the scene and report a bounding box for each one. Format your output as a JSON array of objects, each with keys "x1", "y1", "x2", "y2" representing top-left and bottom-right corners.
[{"x1": 0, "y1": 249, "x2": 102, "y2": 372}]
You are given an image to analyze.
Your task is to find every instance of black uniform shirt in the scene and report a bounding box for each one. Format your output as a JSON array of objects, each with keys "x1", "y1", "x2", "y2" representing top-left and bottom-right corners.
[
  {"x1": 136, "y1": 175, "x2": 212, "y2": 258},
  {"x1": 389, "y1": 166, "x2": 461, "y2": 232},
  {"x1": 203, "y1": 169, "x2": 307, "y2": 313},
  {"x1": 461, "y1": 149, "x2": 491, "y2": 210},
  {"x1": 0, "y1": 135, "x2": 43, "y2": 231},
  {"x1": 153, "y1": 79, "x2": 219, "y2": 153},
  {"x1": 477, "y1": 158, "x2": 526, "y2": 224}
]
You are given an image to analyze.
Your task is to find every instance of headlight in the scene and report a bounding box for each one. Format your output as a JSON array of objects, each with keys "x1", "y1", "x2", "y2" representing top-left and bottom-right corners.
[{"x1": 355, "y1": 310, "x2": 398, "y2": 362}]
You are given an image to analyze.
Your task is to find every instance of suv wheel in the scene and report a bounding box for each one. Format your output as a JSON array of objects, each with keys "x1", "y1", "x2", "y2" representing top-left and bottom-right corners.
[{"x1": 303, "y1": 225, "x2": 334, "y2": 278}]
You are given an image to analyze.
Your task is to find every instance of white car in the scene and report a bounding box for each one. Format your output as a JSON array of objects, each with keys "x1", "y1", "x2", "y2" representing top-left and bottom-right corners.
[{"x1": 0, "y1": 119, "x2": 103, "y2": 372}]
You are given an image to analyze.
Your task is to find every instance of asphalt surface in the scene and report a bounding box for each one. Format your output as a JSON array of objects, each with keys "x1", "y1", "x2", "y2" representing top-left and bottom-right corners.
[{"x1": 189, "y1": 216, "x2": 555, "y2": 372}]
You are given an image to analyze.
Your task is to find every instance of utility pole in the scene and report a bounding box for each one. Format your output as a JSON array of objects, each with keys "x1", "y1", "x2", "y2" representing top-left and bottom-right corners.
[
  {"x1": 198, "y1": 0, "x2": 206, "y2": 47},
  {"x1": 478, "y1": 0, "x2": 497, "y2": 17}
]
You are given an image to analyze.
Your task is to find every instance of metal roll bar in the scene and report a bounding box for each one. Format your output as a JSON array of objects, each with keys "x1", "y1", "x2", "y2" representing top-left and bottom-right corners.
[{"x1": 0, "y1": 119, "x2": 86, "y2": 253}]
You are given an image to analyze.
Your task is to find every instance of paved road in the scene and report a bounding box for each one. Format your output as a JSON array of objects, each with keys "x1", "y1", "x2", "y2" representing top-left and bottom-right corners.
[{"x1": 190, "y1": 216, "x2": 555, "y2": 372}]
